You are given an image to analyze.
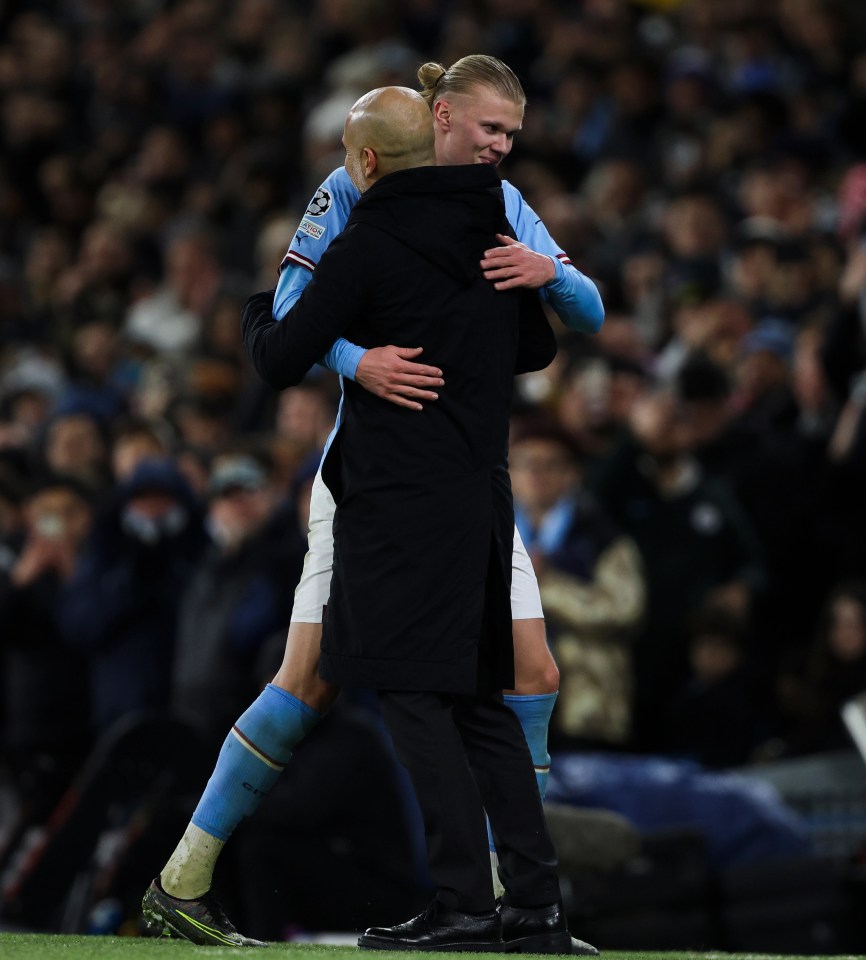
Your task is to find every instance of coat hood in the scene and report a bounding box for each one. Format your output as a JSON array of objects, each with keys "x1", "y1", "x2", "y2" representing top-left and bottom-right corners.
[{"x1": 347, "y1": 164, "x2": 508, "y2": 286}]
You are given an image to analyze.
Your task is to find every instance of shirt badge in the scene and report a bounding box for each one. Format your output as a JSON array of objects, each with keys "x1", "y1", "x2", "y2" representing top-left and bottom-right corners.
[{"x1": 306, "y1": 187, "x2": 332, "y2": 217}]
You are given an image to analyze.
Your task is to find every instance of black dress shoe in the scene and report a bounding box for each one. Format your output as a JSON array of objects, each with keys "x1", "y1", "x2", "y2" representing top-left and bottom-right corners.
[
  {"x1": 358, "y1": 900, "x2": 502, "y2": 952},
  {"x1": 500, "y1": 901, "x2": 598, "y2": 955}
]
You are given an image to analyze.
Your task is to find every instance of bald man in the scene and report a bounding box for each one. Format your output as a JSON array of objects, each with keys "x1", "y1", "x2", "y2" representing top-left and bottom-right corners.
[
  {"x1": 343, "y1": 85, "x2": 436, "y2": 182},
  {"x1": 143, "y1": 87, "x2": 581, "y2": 954}
]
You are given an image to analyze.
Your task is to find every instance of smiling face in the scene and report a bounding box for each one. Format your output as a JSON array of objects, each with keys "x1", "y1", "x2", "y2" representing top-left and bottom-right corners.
[{"x1": 432, "y1": 85, "x2": 524, "y2": 167}]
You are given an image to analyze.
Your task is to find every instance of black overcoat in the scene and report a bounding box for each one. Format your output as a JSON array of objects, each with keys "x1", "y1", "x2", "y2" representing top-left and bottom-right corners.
[{"x1": 242, "y1": 164, "x2": 555, "y2": 695}]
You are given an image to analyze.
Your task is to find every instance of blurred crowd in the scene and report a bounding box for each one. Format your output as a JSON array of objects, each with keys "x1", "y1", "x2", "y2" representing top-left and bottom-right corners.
[{"x1": 2, "y1": 0, "x2": 866, "y2": 914}]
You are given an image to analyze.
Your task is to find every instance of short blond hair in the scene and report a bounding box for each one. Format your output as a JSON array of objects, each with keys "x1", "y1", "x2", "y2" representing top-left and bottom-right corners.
[{"x1": 417, "y1": 55, "x2": 526, "y2": 109}]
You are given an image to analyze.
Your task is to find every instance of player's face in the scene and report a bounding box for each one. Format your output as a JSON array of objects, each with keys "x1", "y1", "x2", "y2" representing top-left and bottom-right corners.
[{"x1": 433, "y1": 86, "x2": 524, "y2": 167}]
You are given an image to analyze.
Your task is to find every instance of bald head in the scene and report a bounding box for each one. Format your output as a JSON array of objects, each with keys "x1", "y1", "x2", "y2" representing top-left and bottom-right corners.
[{"x1": 343, "y1": 86, "x2": 436, "y2": 192}]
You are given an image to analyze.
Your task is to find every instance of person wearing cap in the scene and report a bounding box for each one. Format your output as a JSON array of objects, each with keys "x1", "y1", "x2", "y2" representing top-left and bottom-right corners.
[
  {"x1": 58, "y1": 458, "x2": 208, "y2": 733},
  {"x1": 734, "y1": 317, "x2": 798, "y2": 430},
  {"x1": 170, "y1": 454, "x2": 305, "y2": 751},
  {"x1": 144, "y1": 85, "x2": 589, "y2": 954}
]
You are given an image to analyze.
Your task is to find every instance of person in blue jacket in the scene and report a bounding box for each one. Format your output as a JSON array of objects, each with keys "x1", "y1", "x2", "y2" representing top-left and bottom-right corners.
[{"x1": 144, "y1": 55, "x2": 604, "y2": 949}]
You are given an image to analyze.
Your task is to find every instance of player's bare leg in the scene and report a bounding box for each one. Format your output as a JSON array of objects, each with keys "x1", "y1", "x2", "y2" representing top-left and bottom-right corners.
[
  {"x1": 144, "y1": 620, "x2": 332, "y2": 947},
  {"x1": 506, "y1": 531, "x2": 560, "y2": 801},
  {"x1": 507, "y1": 615, "x2": 560, "y2": 791},
  {"x1": 155, "y1": 467, "x2": 339, "y2": 909},
  {"x1": 158, "y1": 622, "x2": 331, "y2": 902},
  {"x1": 272, "y1": 620, "x2": 339, "y2": 712},
  {"x1": 509, "y1": 616, "x2": 560, "y2": 695}
]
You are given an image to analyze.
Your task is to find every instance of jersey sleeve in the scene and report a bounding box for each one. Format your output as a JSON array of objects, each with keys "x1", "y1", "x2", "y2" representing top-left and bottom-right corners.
[
  {"x1": 245, "y1": 227, "x2": 369, "y2": 391},
  {"x1": 502, "y1": 180, "x2": 604, "y2": 334},
  {"x1": 273, "y1": 168, "x2": 366, "y2": 379},
  {"x1": 279, "y1": 167, "x2": 360, "y2": 278}
]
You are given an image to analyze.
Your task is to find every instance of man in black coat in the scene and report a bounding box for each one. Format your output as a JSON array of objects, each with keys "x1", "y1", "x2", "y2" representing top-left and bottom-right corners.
[{"x1": 242, "y1": 86, "x2": 578, "y2": 953}]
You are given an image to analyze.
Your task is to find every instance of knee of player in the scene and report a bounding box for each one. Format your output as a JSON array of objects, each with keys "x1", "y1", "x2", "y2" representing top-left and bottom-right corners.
[
  {"x1": 530, "y1": 644, "x2": 560, "y2": 694},
  {"x1": 513, "y1": 654, "x2": 560, "y2": 695},
  {"x1": 540, "y1": 657, "x2": 560, "y2": 694}
]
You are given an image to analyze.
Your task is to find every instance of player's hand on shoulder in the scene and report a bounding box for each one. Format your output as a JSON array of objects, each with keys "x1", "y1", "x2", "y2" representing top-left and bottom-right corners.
[
  {"x1": 481, "y1": 234, "x2": 556, "y2": 290},
  {"x1": 355, "y1": 345, "x2": 444, "y2": 411}
]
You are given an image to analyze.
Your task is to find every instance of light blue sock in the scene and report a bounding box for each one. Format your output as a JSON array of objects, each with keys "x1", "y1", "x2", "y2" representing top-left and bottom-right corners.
[
  {"x1": 486, "y1": 692, "x2": 558, "y2": 854},
  {"x1": 191, "y1": 684, "x2": 320, "y2": 840},
  {"x1": 504, "y1": 692, "x2": 558, "y2": 802}
]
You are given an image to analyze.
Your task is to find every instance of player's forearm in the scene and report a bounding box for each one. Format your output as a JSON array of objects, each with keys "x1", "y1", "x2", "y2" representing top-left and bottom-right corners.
[
  {"x1": 273, "y1": 263, "x2": 308, "y2": 319},
  {"x1": 543, "y1": 260, "x2": 605, "y2": 333}
]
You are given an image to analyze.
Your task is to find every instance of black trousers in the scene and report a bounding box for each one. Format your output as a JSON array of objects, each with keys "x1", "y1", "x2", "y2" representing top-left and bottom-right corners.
[{"x1": 377, "y1": 689, "x2": 561, "y2": 915}]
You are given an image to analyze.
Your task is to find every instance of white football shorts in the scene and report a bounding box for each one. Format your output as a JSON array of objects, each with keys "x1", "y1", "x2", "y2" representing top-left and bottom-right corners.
[{"x1": 290, "y1": 470, "x2": 544, "y2": 623}]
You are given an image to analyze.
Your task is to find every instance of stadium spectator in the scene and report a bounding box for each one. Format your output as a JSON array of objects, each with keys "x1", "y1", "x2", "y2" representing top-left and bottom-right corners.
[
  {"x1": 58, "y1": 457, "x2": 207, "y2": 732},
  {"x1": 109, "y1": 417, "x2": 173, "y2": 482},
  {"x1": 509, "y1": 417, "x2": 645, "y2": 748},
  {"x1": 171, "y1": 452, "x2": 305, "y2": 751},
  {"x1": 124, "y1": 225, "x2": 224, "y2": 357},
  {"x1": 273, "y1": 378, "x2": 340, "y2": 461},
  {"x1": 665, "y1": 602, "x2": 770, "y2": 769},
  {"x1": 552, "y1": 344, "x2": 649, "y2": 472},
  {"x1": 38, "y1": 401, "x2": 112, "y2": 496},
  {"x1": 775, "y1": 578, "x2": 866, "y2": 756},
  {"x1": 590, "y1": 385, "x2": 766, "y2": 753},
  {"x1": 0, "y1": 474, "x2": 93, "y2": 830}
]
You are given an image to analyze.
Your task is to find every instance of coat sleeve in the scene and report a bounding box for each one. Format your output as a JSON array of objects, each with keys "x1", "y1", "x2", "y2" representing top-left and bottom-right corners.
[
  {"x1": 514, "y1": 288, "x2": 557, "y2": 375},
  {"x1": 242, "y1": 229, "x2": 367, "y2": 391}
]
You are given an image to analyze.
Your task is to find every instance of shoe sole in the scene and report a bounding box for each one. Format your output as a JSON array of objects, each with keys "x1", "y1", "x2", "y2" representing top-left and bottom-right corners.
[
  {"x1": 502, "y1": 931, "x2": 575, "y2": 954},
  {"x1": 358, "y1": 935, "x2": 503, "y2": 952}
]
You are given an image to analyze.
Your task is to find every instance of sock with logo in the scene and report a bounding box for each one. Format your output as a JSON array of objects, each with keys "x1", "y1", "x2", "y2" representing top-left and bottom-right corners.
[{"x1": 161, "y1": 684, "x2": 320, "y2": 898}]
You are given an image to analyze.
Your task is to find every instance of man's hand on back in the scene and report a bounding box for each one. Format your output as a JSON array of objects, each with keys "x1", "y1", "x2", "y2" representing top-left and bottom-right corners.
[{"x1": 355, "y1": 345, "x2": 444, "y2": 411}]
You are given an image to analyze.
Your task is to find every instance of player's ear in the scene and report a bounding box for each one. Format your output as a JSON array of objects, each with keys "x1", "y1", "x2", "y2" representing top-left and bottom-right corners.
[{"x1": 433, "y1": 99, "x2": 451, "y2": 132}]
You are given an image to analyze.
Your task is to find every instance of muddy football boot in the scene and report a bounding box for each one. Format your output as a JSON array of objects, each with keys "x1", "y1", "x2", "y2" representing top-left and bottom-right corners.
[{"x1": 141, "y1": 877, "x2": 268, "y2": 947}]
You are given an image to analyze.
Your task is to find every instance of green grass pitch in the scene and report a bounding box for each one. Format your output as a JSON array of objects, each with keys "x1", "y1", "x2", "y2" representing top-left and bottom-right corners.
[{"x1": 2, "y1": 934, "x2": 865, "y2": 960}]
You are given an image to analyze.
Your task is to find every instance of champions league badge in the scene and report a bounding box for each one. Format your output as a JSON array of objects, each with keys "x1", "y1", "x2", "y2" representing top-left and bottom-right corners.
[{"x1": 306, "y1": 187, "x2": 332, "y2": 217}]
